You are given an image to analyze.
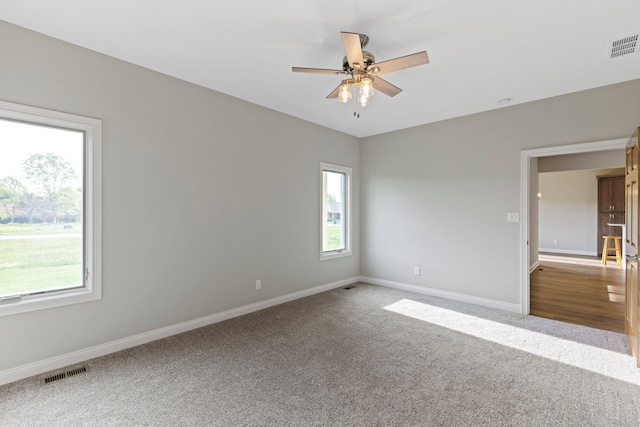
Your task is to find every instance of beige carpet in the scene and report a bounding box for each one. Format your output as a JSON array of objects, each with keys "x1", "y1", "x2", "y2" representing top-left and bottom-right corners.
[{"x1": 1, "y1": 283, "x2": 640, "y2": 426}]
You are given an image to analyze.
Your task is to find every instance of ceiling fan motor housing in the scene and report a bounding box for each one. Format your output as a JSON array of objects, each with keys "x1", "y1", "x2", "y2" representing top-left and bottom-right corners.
[{"x1": 342, "y1": 51, "x2": 376, "y2": 72}]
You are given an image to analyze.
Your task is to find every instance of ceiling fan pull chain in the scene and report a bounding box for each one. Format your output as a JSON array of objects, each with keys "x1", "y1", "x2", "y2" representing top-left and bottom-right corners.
[{"x1": 353, "y1": 90, "x2": 361, "y2": 118}]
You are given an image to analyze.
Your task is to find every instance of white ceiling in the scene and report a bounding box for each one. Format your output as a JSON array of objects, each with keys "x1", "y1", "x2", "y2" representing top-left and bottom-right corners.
[{"x1": 2, "y1": 0, "x2": 640, "y2": 138}]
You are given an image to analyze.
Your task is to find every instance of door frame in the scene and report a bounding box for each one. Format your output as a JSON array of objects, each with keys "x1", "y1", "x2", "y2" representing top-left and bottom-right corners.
[{"x1": 520, "y1": 138, "x2": 628, "y2": 314}]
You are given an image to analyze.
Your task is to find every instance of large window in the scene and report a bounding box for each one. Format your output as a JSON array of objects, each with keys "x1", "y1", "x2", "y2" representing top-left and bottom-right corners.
[
  {"x1": 0, "y1": 101, "x2": 101, "y2": 316},
  {"x1": 321, "y1": 162, "x2": 351, "y2": 260}
]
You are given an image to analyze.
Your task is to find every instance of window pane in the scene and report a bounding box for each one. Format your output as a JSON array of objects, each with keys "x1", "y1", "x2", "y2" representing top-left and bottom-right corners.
[
  {"x1": 323, "y1": 170, "x2": 346, "y2": 252},
  {"x1": 0, "y1": 119, "x2": 84, "y2": 298}
]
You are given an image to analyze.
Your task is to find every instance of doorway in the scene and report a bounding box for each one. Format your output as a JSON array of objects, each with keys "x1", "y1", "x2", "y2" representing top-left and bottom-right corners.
[{"x1": 520, "y1": 138, "x2": 628, "y2": 316}]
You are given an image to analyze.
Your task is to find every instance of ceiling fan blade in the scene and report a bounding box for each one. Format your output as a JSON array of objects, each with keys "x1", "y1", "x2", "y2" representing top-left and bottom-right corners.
[
  {"x1": 369, "y1": 51, "x2": 429, "y2": 75},
  {"x1": 371, "y1": 76, "x2": 403, "y2": 97},
  {"x1": 292, "y1": 67, "x2": 347, "y2": 75},
  {"x1": 326, "y1": 84, "x2": 341, "y2": 99},
  {"x1": 341, "y1": 32, "x2": 365, "y2": 70}
]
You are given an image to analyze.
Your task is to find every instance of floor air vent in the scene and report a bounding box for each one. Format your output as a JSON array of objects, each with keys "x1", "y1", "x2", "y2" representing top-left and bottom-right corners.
[
  {"x1": 41, "y1": 365, "x2": 90, "y2": 385},
  {"x1": 610, "y1": 34, "x2": 638, "y2": 59}
]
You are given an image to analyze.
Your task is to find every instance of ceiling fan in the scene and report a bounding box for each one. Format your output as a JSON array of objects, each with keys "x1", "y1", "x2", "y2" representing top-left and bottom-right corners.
[{"x1": 292, "y1": 31, "x2": 429, "y2": 108}]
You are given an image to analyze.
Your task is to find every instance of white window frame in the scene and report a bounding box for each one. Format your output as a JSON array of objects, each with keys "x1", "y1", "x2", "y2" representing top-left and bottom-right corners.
[
  {"x1": 320, "y1": 162, "x2": 352, "y2": 261},
  {"x1": 0, "y1": 100, "x2": 102, "y2": 316}
]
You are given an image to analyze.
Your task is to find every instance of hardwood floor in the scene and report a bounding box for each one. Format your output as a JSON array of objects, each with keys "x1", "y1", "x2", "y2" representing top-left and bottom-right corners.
[{"x1": 530, "y1": 254, "x2": 625, "y2": 333}]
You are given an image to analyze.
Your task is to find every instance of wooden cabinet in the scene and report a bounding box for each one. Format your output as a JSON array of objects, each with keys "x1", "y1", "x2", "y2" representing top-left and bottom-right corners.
[
  {"x1": 598, "y1": 175, "x2": 625, "y2": 212},
  {"x1": 597, "y1": 175, "x2": 625, "y2": 257}
]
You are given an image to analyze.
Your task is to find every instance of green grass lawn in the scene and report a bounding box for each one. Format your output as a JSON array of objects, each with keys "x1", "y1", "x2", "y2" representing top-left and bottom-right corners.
[
  {"x1": 326, "y1": 224, "x2": 344, "y2": 251},
  {"x1": 0, "y1": 232, "x2": 82, "y2": 297}
]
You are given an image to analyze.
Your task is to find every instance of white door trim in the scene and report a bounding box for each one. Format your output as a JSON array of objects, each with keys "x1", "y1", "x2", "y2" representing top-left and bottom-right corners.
[{"x1": 520, "y1": 138, "x2": 628, "y2": 314}]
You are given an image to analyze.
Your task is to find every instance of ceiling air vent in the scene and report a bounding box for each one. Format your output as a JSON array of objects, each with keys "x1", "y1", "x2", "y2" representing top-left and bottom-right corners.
[{"x1": 609, "y1": 34, "x2": 638, "y2": 59}]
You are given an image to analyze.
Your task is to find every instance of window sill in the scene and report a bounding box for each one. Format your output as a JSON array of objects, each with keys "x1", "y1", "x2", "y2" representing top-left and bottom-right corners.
[
  {"x1": 321, "y1": 250, "x2": 352, "y2": 261},
  {"x1": 0, "y1": 286, "x2": 101, "y2": 317}
]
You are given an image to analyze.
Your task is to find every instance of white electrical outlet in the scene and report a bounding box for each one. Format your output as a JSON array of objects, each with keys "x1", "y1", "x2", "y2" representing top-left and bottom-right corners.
[
  {"x1": 553, "y1": 240, "x2": 558, "y2": 244},
  {"x1": 507, "y1": 212, "x2": 520, "y2": 222},
  {"x1": 414, "y1": 267, "x2": 420, "y2": 276},
  {"x1": 256, "y1": 280, "x2": 261, "y2": 290}
]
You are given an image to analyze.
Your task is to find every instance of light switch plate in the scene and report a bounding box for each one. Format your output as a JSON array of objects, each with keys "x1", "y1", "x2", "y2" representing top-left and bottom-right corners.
[{"x1": 507, "y1": 212, "x2": 520, "y2": 222}]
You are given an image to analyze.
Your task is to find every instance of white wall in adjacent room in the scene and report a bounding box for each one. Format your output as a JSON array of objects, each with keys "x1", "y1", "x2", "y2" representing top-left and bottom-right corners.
[
  {"x1": 530, "y1": 158, "x2": 539, "y2": 269},
  {"x1": 538, "y1": 168, "x2": 624, "y2": 255},
  {"x1": 539, "y1": 149, "x2": 625, "y2": 172}
]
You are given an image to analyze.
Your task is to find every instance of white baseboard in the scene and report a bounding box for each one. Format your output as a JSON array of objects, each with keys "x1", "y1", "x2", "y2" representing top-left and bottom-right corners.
[
  {"x1": 359, "y1": 276, "x2": 521, "y2": 314},
  {"x1": 539, "y1": 248, "x2": 597, "y2": 256},
  {"x1": 1, "y1": 275, "x2": 522, "y2": 386},
  {"x1": 0, "y1": 276, "x2": 358, "y2": 387},
  {"x1": 530, "y1": 261, "x2": 541, "y2": 274}
]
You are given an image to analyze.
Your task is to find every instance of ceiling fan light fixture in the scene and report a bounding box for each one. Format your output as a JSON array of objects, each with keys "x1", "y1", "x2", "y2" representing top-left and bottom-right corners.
[
  {"x1": 359, "y1": 77, "x2": 374, "y2": 98},
  {"x1": 338, "y1": 82, "x2": 352, "y2": 103}
]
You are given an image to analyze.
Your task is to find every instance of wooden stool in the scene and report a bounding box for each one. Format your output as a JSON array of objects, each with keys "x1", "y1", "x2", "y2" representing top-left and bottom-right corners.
[{"x1": 601, "y1": 236, "x2": 622, "y2": 266}]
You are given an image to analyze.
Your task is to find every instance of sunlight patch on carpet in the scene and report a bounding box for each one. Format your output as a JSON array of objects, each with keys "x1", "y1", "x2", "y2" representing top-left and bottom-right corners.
[{"x1": 384, "y1": 299, "x2": 640, "y2": 386}]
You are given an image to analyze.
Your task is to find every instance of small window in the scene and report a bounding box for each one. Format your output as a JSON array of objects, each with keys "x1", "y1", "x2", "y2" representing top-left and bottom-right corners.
[
  {"x1": 321, "y1": 162, "x2": 352, "y2": 260},
  {"x1": 0, "y1": 101, "x2": 101, "y2": 316}
]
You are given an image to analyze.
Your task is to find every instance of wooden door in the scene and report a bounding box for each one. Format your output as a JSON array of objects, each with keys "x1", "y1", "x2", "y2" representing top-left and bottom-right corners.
[{"x1": 625, "y1": 127, "x2": 640, "y2": 367}]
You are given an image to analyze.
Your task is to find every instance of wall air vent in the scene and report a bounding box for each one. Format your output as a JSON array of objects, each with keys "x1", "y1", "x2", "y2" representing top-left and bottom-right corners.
[{"x1": 609, "y1": 34, "x2": 638, "y2": 59}]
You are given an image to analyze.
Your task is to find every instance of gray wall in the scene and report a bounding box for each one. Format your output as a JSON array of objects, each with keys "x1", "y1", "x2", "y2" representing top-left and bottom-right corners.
[
  {"x1": 539, "y1": 168, "x2": 624, "y2": 255},
  {"x1": 539, "y1": 149, "x2": 625, "y2": 172},
  {"x1": 0, "y1": 22, "x2": 360, "y2": 372},
  {"x1": 361, "y1": 80, "x2": 640, "y2": 304}
]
